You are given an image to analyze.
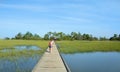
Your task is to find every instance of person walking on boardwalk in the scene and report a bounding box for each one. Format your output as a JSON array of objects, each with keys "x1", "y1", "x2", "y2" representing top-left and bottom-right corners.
[{"x1": 48, "y1": 39, "x2": 54, "y2": 53}]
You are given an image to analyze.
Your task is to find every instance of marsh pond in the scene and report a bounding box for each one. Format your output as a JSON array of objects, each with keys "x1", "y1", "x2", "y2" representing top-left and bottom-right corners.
[{"x1": 61, "y1": 52, "x2": 120, "y2": 72}]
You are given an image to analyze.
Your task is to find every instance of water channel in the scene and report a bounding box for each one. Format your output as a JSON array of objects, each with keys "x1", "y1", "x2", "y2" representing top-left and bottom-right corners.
[{"x1": 62, "y1": 52, "x2": 120, "y2": 72}]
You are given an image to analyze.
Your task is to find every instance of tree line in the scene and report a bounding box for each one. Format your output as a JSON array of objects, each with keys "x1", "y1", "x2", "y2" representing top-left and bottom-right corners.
[{"x1": 5, "y1": 31, "x2": 120, "y2": 41}]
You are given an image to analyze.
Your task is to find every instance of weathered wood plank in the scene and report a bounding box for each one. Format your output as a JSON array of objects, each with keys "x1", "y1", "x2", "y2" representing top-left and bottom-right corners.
[{"x1": 32, "y1": 44, "x2": 67, "y2": 72}]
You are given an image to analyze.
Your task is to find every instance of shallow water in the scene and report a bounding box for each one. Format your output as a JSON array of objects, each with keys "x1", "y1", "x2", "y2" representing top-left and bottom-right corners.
[
  {"x1": 62, "y1": 52, "x2": 120, "y2": 72},
  {"x1": 0, "y1": 45, "x2": 42, "y2": 72},
  {"x1": 15, "y1": 45, "x2": 41, "y2": 51},
  {"x1": 0, "y1": 45, "x2": 41, "y2": 52},
  {"x1": 0, "y1": 55, "x2": 41, "y2": 72}
]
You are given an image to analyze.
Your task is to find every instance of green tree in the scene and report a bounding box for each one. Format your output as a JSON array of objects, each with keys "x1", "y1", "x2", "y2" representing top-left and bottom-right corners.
[
  {"x1": 71, "y1": 32, "x2": 78, "y2": 40},
  {"x1": 23, "y1": 32, "x2": 33, "y2": 40},
  {"x1": 76, "y1": 32, "x2": 82, "y2": 40},
  {"x1": 109, "y1": 34, "x2": 120, "y2": 41},
  {"x1": 33, "y1": 34, "x2": 41, "y2": 40},
  {"x1": 5, "y1": 37, "x2": 10, "y2": 40},
  {"x1": 56, "y1": 32, "x2": 65, "y2": 40},
  {"x1": 100, "y1": 37, "x2": 108, "y2": 41},
  {"x1": 93, "y1": 37, "x2": 98, "y2": 40},
  {"x1": 48, "y1": 32, "x2": 52, "y2": 38},
  {"x1": 82, "y1": 34, "x2": 87, "y2": 40},
  {"x1": 118, "y1": 34, "x2": 120, "y2": 41},
  {"x1": 44, "y1": 34, "x2": 49, "y2": 40},
  {"x1": 15, "y1": 32, "x2": 23, "y2": 39}
]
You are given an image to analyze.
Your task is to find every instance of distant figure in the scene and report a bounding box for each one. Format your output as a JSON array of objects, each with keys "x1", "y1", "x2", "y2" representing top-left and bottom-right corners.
[{"x1": 48, "y1": 40, "x2": 54, "y2": 53}]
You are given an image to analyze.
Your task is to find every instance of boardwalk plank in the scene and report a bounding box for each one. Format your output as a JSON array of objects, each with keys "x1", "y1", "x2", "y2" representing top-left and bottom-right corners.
[{"x1": 32, "y1": 44, "x2": 67, "y2": 72}]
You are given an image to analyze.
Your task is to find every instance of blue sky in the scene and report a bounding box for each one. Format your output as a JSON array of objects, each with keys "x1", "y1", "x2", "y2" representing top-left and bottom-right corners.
[{"x1": 0, "y1": 0, "x2": 120, "y2": 38}]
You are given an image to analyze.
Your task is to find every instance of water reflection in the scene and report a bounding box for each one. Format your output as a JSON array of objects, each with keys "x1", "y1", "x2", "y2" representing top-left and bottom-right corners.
[
  {"x1": 0, "y1": 48, "x2": 12, "y2": 52},
  {"x1": 62, "y1": 52, "x2": 120, "y2": 72},
  {"x1": 0, "y1": 45, "x2": 41, "y2": 52},
  {"x1": 15, "y1": 45, "x2": 41, "y2": 51},
  {"x1": 0, "y1": 55, "x2": 41, "y2": 72},
  {"x1": 0, "y1": 45, "x2": 43, "y2": 72}
]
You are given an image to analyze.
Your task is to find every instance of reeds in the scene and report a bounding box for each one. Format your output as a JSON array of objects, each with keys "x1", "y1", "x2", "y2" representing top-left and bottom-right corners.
[
  {"x1": 56, "y1": 41, "x2": 120, "y2": 53},
  {"x1": 0, "y1": 40, "x2": 49, "y2": 57}
]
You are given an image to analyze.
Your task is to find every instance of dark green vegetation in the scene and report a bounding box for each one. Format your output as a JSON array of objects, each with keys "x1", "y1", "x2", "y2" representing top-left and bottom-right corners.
[
  {"x1": 5, "y1": 32, "x2": 120, "y2": 41},
  {"x1": 57, "y1": 41, "x2": 120, "y2": 53},
  {"x1": 0, "y1": 40, "x2": 48, "y2": 57}
]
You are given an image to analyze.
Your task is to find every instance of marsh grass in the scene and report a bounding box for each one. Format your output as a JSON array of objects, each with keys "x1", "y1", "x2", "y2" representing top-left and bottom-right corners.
[
  {"x1": 0, "y1": 40, "x2": 49, "y2": 57},
  {"x1": 56, "y1": 41, "x2": 120, "y2": 53},
  {"x1": 1, "y1": 40, "x2": 120, "y2": 55},
  {"x1": 0, "y1": 40, "x2": 48, "y2": 49}
]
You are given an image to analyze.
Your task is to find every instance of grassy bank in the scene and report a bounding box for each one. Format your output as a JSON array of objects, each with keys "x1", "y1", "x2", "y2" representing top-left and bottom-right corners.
[
  {"x1": 0, "y1": 40, "x2": 49, "y2": 57},
  {"x1": 56, "y1": 41, "x2": 120, "y2": 53}
]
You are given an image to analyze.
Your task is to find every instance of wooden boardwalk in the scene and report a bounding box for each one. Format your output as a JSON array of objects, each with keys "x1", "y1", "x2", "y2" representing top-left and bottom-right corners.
[{"x1": 32, "y1": 43, "x2": 67, "y2": 72}]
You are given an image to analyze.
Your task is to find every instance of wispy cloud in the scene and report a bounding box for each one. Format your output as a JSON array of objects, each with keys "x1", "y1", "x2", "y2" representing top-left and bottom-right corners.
[
  {"x1": 57, "y1": 16, "x2": 93, "y2": 23},
  {"x1": 0, "y1": 2, "x2": 95, "y2": 11},
  {"x1": 0, "y1": 4, "x2": 49, "y2": 12}
]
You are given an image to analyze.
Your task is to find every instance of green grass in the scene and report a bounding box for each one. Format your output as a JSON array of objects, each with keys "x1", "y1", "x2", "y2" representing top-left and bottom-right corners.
[
  {"x1": 0, "y1": 40, "x2": 48, "y2": 49},
  {"x1": 56, "y1": 41, "x2": 120, "y2": 53},
  {"x1": 1, "y1": 40, "x2": 120, "y2": 55},
  {"x1": 0, "y1": 40, "x2": 49, "y2": 57}
]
